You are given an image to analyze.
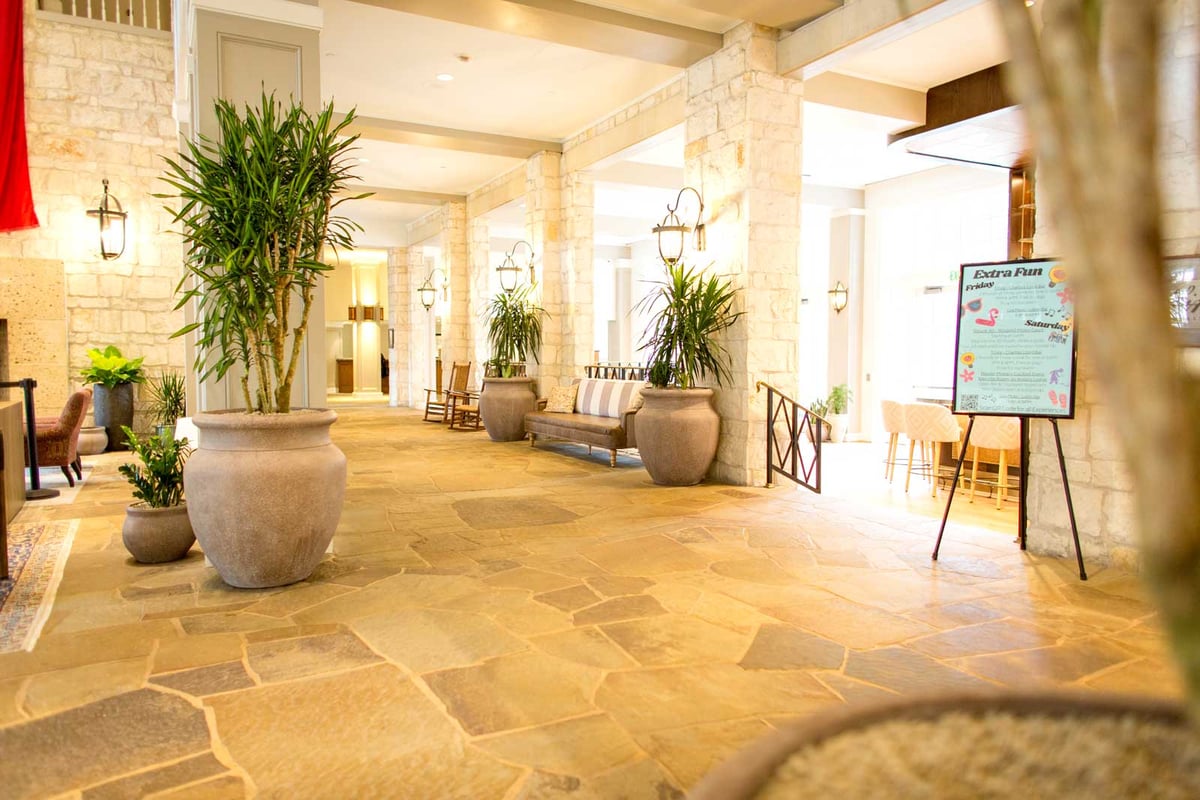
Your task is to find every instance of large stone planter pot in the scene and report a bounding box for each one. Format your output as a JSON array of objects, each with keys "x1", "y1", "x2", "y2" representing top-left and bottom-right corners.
[
  {"x1": 637, "y1": 387, "x2": 720, "y2": 486},
  {"x1": 691, "y1": 692, "x2": 1194, "y2": 799},
  {"x1": 184, "y1": 409, "x2": 347, "y2": 589},
  {"x1": 479, "y1": 377, "x2": 537, "y2": 442},
  {"x1": 92, "y1": 382, "x2": 135, "y2": 451},
  {"x1": 122, "y1": 503, "x2": 195, "y2": 563}
]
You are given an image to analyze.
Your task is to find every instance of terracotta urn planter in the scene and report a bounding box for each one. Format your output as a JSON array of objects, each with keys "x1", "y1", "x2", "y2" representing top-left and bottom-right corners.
[
  {"x1": 184, "y1": 409, "x2": 347, "y2": 588},
  {"x1": 479, "y1": 377, "x2": 537, "y2": 442},
  {"x1": 691, "y1": 692, "x2": 1195, "y2": 799},
  {"x1": 122, "y1": 503, "x2": 195, "y2": 563},
  {"x1": 636, "y1": 388, "x2": 720, "y2": 486}
]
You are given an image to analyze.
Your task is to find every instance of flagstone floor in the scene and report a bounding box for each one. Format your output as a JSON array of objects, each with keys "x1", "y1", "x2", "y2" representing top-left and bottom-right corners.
[{"x1": 0, "y1": 407, "x2": 1184, "y2": 799}]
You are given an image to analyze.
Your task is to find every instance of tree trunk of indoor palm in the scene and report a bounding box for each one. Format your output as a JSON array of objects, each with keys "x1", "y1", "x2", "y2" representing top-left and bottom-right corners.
[{"x1": 995, "y1": 0, "x2": 1200, "y2": 715}]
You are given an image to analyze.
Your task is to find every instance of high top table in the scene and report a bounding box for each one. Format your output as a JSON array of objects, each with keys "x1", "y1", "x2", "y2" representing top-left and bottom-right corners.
[{"x1": 0, "y1": 397, "x2": 25, "y2": 524}]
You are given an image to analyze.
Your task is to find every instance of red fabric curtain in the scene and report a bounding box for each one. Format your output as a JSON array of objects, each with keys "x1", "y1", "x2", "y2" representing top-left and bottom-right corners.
[{"x1": 0, "y1": 0, "x2": 39, "y2": 232}]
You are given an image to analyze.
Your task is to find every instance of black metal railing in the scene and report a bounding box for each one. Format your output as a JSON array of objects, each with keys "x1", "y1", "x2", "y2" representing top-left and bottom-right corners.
[
  {"x1": 757, "y1": 380, "x2": 823, "y2": 493},
  {"x1": 585, "y1": 363, "x2": 647, "y2": 380}
]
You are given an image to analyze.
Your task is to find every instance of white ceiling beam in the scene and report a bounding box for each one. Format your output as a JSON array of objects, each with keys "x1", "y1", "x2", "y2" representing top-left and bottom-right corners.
[
  {"x1": 345, "y1": 186, "x2": 464, "y2": 205},
  {"x1": 803, "y1": 72, "x2": 925, "y2": 125},
  {"x1": 346, "y1": 0, "x2": 722, "y2": 67},
  {"x1": 778, "y1": 0, "x2": 989, "y2": 79},
  {"x1": 336, "y1": 114, "x2": 561, "y2": 159},
  {"x1": 591, "y1": 161, "x2": 684, "y2": 190}
]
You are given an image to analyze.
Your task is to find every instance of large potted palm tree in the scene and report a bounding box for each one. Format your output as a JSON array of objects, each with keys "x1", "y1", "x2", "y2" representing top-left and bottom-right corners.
[
  {"x1": 160, "y1": 94, "x2": 365, "y2": 588},
  {"x1": 479, "y1": 285, "x2": 545, "y2": 442},
  {"x1": 635, "y1": 262, "x2": 742, "y2": 485}
]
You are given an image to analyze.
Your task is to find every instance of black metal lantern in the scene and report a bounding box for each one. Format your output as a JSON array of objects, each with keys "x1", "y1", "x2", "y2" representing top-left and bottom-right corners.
[
  {"x1": 497, "y1": 240, "x2": 535, "y2": 293},
  {"x1": 652, "y1": 186, "x2": 705, "y2": 267},
  {"x1": 829, "y1": 280, "x2": 849, "y2": 314},
  {"x1": 86, "y1": 179, "x2": 126, "y2": 260},
  {"x1": 417, "y1": 278, "x2": 436, "y2": 310}
]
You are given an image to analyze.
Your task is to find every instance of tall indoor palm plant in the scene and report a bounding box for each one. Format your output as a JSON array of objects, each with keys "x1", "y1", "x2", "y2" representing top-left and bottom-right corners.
[
  {"x1": 485, "y1": 284, "x2": 545, "y2": 377},
  {"x1": 161, "y1": 93, "x2": 364, "y2": 413},
  {"x1": 635, "y1": 262, "x2": 743, "y2": 485}
]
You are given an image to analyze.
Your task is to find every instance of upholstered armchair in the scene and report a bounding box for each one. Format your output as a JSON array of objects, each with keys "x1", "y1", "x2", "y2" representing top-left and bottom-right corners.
[{"x1": 34, "y1": 388, "x2": 92, "y2": 487}]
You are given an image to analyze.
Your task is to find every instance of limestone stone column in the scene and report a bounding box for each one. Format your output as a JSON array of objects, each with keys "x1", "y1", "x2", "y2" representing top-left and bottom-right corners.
[
  {"x1": 525, "y1": 151, "x2": 564, "y2": 388},
  {"x1": 469, "y1": 218, "x2": 492, "y2": 377},
  {"x1": 443, "y1": 200, "x2": 470, "y2": 373},
  {"x1": 562, "y1": 171, "x2": 596, "y2": 380},
  {"x1": 386, "y1": 247, "x2": 409, "y2": 407},
  {"x1": 685, "y1": 23, "x2": 804, "y2": 486}
]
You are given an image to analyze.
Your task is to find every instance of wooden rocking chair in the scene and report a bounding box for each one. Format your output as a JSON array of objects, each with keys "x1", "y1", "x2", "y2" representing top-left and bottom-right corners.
[{"x1": 423, "y1": 362, "x2": 471, "y2": 423}]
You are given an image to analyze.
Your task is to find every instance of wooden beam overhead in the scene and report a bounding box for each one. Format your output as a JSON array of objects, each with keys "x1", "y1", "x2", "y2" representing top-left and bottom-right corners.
[
  {"x1": 336, "y1": 114, "x2": 561, "y2": 159},
  {"x1": 347, "y1": 0, "x2": 722, "y2": 68}
]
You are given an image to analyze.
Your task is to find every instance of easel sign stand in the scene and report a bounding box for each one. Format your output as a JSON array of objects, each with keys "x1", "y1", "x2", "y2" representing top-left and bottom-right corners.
[{"x1": 931, "y1": 258, "x2": 1087, "y2": 580}]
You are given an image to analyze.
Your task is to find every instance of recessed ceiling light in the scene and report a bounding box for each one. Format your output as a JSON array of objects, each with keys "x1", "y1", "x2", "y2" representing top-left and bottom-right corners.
[
  {"x1": 436, "y1": 73, "x2": 454, "y2": 82},
  {"x1": 357, "y1": 157, "x2": 370, "y2": 164}
]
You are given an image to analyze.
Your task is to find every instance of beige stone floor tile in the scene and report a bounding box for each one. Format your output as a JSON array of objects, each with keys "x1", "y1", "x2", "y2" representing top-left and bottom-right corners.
[
  {"x1": 904, "y1": 600, "x2": 1009, "y2": 630},
  {"x1": 438, "y1": 586, "x2": 577, "y2": 636},
  {"x1": 907, "y1": 619, "x2": 1061, "y2": 659},
  {"x1": 245, "y1": 630, "x2": 383, "y2": 683},
  {"x1": 954, "y1": 636, "x2": 1137, "y2": 687},
  {"x1": 423, "y1": 651, "x2": 603, "y2": 735},
  {"x1": 514, "y1": 757, "x2": 685, "y2": 799},
  {"x1": 0, "y1": 677, "x2": 28, "y2": 727},
  {"x1": 596, "y1": 664, "x2": 837, "y2": 734},
  {"x1": 290, "y1": 572, "x2": 481, "y2": 624},
  {"x1": 582, "y1": 534, "x2": 709, "y2": 576},
  {"x1": 1082, "y1": 657, "x2": 1187, "y2": 697},
  {"x1": 21, "y1": 658, "x2": 149, "y2": 718},
  {"x1": 739, "y1": 624, "x2": 845, "y2": 671},
  {"x1": 765, "y1": 596, "x2": 938, "y2": 650},
  {"x1": 353, "y1": 607, "x2": 528, "y2": 672},
  {"x1": 710, "y1": 557, "x2": 799, "y2": 585},
  {"x1": 814, "y1": 672, "x2": 902, "y2": 705},
  {"x1": 528, "y1": 627, "x2": 638, "y2": 669},
  {"x1": 0, "y1": 688, "x2": 214, "y2": 799},
  {"x1": 844, "y1": 647, "x2": 995, "y2": 694},
  {"x1": 239, "y1": 582, "x2": 356, "y2": 618},
  {"x1": 474, "y1": 713, "x2": 643, "y2": 778},
  {"x1": 573, "y1": 594, "x2": 668, "y2": 626},
  {"x1": 0, "y1": 619, "x2": 179, "y2": 680},
  {"x1": 80, "y1": 752, "x2": 230, "y2": 800},
  {"x1": 146, "y1": 774, "x2": 247, "y2": 799},
  {"x1": 636, "y1": 718, "x2": 774, "y2": 790},
  {"x1": 178, "y1": 612, "x2": 292, "y2": 637},
  {"x1": 600, "y1": 614, "x2": 752, "y2": 667},
  {"x1": 206, "y1": 664, "x2": 523, "y2": 798},
  {"x1": 150, "y1": 661, "x2": 256, "y2": 697},
  {"x1": 151, "y1": 633, "x2": 246, "y2": 675},
  {"x1": 535, "y1": 584, "x2": 603, "y2": 612},
  {"x1": 586, "y1": 575, "x2": 654, "y2": 597},
  {"x1": 483, "y1": 566, "x2": 580, "y2": 593}
]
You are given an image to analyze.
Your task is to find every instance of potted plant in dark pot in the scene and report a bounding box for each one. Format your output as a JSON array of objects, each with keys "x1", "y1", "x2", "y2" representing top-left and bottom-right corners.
[
  {"x1": 118, "y1": 426, "x2": 195, "y2": 563},
  {"x1": 635, "y1": 262, "x2": 743, "y2": 486},
  {"x1": 80, "y1": 346, "x2": 144, "y2": 451},
  {"x1": 145, "y1": 370, "x2": 187, "y2": 439},
  {"x1": 479, "y1": 284, "x2": 545, "y2": 442},
  {"x1": 160, "y1": 93, "x2": 365, "y2": 588},
  {"x1": 807, "y1": 395, "x2": 831, "y2": 443}
]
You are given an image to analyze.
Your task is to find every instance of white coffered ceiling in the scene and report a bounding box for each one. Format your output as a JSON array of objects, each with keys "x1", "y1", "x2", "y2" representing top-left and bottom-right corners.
[{"x1": 322, "y1": 0, "x2": 1012, "y2": 249}]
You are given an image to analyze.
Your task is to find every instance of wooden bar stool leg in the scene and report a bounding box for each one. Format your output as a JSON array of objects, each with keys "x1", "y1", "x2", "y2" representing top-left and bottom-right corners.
[
  {"x1": 970, "y1": 448, "x2": 979, "y2": 504},
  {"x1": 930, "y1": 442, "x2": 940, "y2": 498},
  {"x1": 997, "y1": 449, "x2": 1008, "y2": 510},
  {"x1": 905, "y1": 439, "x2": 916, "y2": 492},
  {"x1": 885, "y1": 433, "x2": 895, "y2": 480}
]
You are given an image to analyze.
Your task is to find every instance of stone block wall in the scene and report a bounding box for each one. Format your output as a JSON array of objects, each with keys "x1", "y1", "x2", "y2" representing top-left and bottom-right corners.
[
  {"x1": 1026, "y1": 0, "x2": 1199, "y2": 570},
  {"x1": 3, "y1": 7, "x2": 184, "y2": 424}
]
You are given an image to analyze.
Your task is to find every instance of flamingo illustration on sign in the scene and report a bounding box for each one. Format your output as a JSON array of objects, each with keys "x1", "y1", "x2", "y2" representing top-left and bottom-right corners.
[{"x1": 975, "y1": 308, "x2": 999, "y2": 327}]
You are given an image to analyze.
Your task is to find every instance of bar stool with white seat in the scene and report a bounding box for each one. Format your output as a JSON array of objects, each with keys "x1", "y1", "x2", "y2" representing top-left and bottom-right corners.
[
  {"x1": 969, "y1": 415, "x2": 1021, "y2": 509},
  {"x1": 880, "y1": 400, "x2": 906, "y2": 483},
  {"x1": 902, "y1": 402, "x2": 962, "y2": 498}
]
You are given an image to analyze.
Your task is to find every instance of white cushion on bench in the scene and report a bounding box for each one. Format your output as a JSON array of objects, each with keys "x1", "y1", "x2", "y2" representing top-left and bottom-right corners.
[{"x1": 575, "y1": 378, "x2": 643, "y2": 418}]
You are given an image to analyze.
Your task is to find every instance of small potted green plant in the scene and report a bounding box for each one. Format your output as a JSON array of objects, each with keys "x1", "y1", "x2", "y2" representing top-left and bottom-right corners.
[
  {"x1": 479, "y1": 285, "x2": 546, "y2": 441},
  {"x1": 635, "y1": 261, "x2": 743, "y2": 485},
  {"x1": 808, "y1": 395, "x2": 831, "y2": 443},
  {"x1": 826, "y1": 383, "x2": 853, "y2": 443},
  {"x1": 80, "y1": 346, "x2": 145, "y2": 451},
  {"x1": 145, "y1": 371, "x2": 187, "y2": 439},
  {"x1": 118, "y1": 426, "x2": 195, "y2": 563}
]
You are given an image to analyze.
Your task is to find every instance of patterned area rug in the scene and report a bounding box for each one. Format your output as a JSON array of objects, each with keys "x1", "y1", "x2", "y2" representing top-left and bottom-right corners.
[{"x1": 0, "y1": 519, "x2": 77, "y2": 654}]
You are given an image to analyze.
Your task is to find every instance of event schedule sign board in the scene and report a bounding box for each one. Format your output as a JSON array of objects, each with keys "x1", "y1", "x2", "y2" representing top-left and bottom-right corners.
[{"x1": 952, "y1": 258, "x2": 1077, "y2": 418}]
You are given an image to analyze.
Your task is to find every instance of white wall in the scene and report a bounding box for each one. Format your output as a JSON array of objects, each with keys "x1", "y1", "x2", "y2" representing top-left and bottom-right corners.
[{"x1": 861, "y1": 165, "x2": 1010, "y2": 439}]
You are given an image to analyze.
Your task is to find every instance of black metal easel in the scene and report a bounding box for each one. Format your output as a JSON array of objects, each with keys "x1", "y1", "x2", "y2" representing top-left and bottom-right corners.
[
  {"x1": 931, "y1": 414, "x2": 1086, "y2": 580},
  {"x1": 0, "y1": 378, "x2": 60, "y2": 501}
]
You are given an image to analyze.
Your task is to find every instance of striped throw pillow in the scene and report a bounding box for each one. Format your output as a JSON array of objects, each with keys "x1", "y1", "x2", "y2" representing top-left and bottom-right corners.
[{"x1": 575, "y1": 379, "x2": 644, "y2": 418}]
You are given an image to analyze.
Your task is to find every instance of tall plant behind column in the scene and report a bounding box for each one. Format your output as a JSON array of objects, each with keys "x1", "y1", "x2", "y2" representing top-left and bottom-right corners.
[{"x1": 160, "y1": 94, "x2": 365, "y2": 413}]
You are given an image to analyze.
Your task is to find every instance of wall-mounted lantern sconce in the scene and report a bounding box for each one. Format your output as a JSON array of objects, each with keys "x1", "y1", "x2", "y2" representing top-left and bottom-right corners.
[
  {"x1": 86, "y1": 178, "x2": 126, "y2": 260},
  {"x1": 363, "y1": 306, "x2": 377, "y2": 321},
  {"x1": 497, "y1": 240, "x2": 535, "y2": 293},
  {"x1": 417, "y1": 267, "x2": 448, "y2": 310},
  {"x1": 829, "y1": 281, "x2": 849, "y2": 314},
  {"x1": 652, "y1": 186, "x2": 705, "y2": 267},
  {"x1": 348, "y1": 305, "x2": 358, "y2": 321}
]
